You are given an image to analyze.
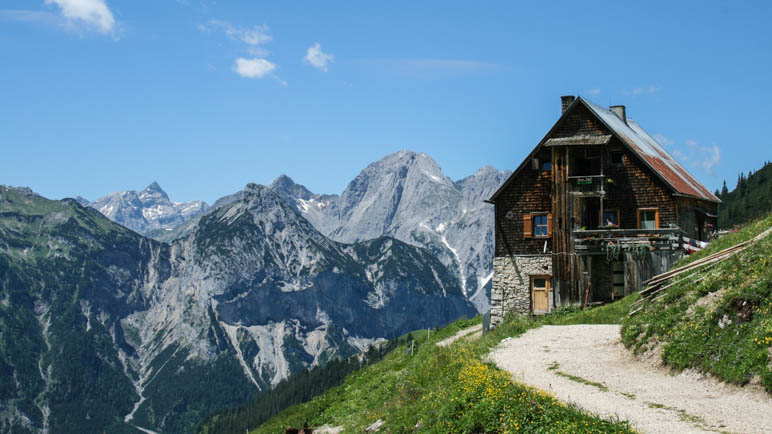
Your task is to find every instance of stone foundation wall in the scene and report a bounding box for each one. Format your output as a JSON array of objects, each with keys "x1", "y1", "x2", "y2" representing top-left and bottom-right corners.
[{"x1": 490, "y1": 255, "x2": 552, "y2": 327}]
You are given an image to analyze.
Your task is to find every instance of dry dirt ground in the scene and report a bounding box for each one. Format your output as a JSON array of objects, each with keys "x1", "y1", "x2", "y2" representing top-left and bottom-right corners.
[{"x1": 488, "y1": 324, "x2": 772, "y2": 434}]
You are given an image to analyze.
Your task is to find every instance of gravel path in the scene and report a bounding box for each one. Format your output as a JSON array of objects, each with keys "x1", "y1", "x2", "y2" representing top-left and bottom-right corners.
[
  {"x1": 436, "y1": 324, "x2": 482, "y2": 347},
  {"x1": 488, "y1": 324, "x2": 772, "y2": 434}
]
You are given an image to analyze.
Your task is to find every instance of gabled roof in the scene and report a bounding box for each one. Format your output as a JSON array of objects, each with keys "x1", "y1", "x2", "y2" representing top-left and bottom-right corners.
[{"x1": 488, "y1": 96, "x2": 720, "y2": 203}]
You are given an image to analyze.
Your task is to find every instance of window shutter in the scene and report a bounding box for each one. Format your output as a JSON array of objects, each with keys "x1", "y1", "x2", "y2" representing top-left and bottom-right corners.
[
  {"x1": 547, "y1": 213, "x2": 553, "y2": 237},
  {"x1": 523, "y1": 213, "x2": 532, "y2": 238}
]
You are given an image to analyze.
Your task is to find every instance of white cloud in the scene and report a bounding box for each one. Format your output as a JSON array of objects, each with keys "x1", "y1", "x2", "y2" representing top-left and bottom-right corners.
[
  {"x1": 200, "y1": 20, "x2": 271, "y2": 46},
  {"x1": 304, "y1": 42, "x2": 334, "y2": 72},
  {"x1": 44, "y1": 0, "x2": 116, "y2": 34},
  {"x1": 200, "y1": 19, "x2": 283, "y2": 83},
  {"x1": 234, "y1": 57, "x2": 276, "y2": 79},
  {"x1": 586, "y1": 88, "x2": 601, "y2": 96}
]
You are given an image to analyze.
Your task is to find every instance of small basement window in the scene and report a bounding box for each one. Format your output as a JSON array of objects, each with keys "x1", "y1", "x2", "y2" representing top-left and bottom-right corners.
[
  {"x1": 638, "y1": 209, "x2": 659, "y2": 229},
  {"x1": 611, "y1": 151, "x2": 624, "y2": 165},
  {"x1": 533, "y1": 215, "x2": 549, "y2": 236}
]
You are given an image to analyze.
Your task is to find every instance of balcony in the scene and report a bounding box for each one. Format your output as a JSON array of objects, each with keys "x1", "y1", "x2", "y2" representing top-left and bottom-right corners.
[
  {"x1": 567, "y1": 175, "x2": 606, "y2": 197},
  {"x1": 573, "y1": 228, "x2": 682, "y2": 253}
]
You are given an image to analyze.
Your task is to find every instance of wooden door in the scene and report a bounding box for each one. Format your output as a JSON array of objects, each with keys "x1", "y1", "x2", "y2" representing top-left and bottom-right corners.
[{"x1": 532, "y1": 276, "x2": 550, "y2": 314}]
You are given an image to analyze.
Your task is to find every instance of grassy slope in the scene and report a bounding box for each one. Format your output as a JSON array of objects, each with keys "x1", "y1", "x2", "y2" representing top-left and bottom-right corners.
[
  {"x1": 251, "y1": 299, "x2": 637, "y2": 433},
  {"x1": 622, "y1": 214, "x2": 772, "y2": 391}
]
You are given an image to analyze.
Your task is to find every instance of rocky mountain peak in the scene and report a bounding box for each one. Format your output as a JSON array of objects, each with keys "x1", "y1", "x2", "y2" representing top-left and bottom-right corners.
[
  {"x1": 140, "y1": 181, "x2": 170, "y2": 201},
  {"x1": 146, "y1": 181, "x2": 163, "y2": 192},
  {"x1": 269, "y1": 175, "x2": 315, "y2": 201},
  {"x1": 84, "y1": 183, "x2": 208, "y2": 235},
  {"x1": 370, "y1": 150, "x2": 449, "y2": 185},
  {"x1": 224, "y1": 183, "x2": 309, "y2": 232},
  {"x1": 241, "y1": 183, "x2": 284, "y2": 207}
]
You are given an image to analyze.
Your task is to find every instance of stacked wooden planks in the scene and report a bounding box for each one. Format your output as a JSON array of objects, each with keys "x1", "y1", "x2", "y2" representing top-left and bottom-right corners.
[{"x1": 629, "y1": 226, "x2": 772, "y2": 316}]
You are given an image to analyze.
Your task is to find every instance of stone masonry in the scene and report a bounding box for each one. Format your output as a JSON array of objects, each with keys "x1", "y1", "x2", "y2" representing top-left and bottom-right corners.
[{"x1": 490, "y1": 255, "x2": 552, "y2": 327}]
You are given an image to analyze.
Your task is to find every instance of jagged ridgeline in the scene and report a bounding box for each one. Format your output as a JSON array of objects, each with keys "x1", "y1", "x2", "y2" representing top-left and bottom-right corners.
[
  {"x1": 0, "y1": 184, "x2": 475, "y2": 433},
  {"x1": 104, "y1": 151, "x2": 510, "y2": 313}
]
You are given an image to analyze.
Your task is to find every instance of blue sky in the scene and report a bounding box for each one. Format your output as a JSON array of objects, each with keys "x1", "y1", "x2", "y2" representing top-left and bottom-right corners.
[{"x1": 2, "y1": 1, "x2": 771, "y2": 204}]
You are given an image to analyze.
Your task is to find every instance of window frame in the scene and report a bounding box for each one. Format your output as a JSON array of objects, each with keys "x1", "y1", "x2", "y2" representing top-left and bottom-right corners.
[
  {"x1": 532, "y1": 213, "x2": 549, "y2": 238},
  {"x1": 637, "y1": 208, "x2": 659, "y2": 229},
  {"x1": 599, "y1": 209, "x2": 620, "y2": 228},
  {"x1": 523, "y1": 212, "x2": 552, "y2": 238}
]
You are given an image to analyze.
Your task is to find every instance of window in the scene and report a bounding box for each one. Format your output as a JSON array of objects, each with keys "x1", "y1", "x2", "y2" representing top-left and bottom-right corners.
[
  {"x1": 611, "y1": 151, "x2": 624, "y2": 165},
  {"x1": 600, "y1": 210, "x2": 619, "y2": 228},
  {"x1": 523, "y1": 213, "x2": 552, "y2": 238},
  {"x1": 541, "y1": 160, "x2": 552, "y2": 171},
  {"x1": 533, "y1": 215, "x2": 549, "y2": 236},
  {"x1": 638, "y1": 209, "x2": 659, "y2": 229}
]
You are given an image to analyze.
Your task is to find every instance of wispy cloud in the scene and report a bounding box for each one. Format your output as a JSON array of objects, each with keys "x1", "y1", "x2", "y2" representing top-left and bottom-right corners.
[
  {"x1": 585, "y1": 88, "x2": 601, "y2": 96},
  {"x1": 359, "y1": 58, "x2": 502, "y2": 77},
  {"x1": 672, "y1": 149, "x2": 688, "y2": 161},
  {"x1": 625, "y1": 84, "x2": 663, "y2": 96},
  {"x1": 653, "y1": 133, "x2": 675, "y2": 147},
  {"x1": 687, "y1": 139, "x2": 721, "y2": 172},
  {"x1": 658, "y1": 135, "x2": 721, "y2": 175},
  {"x1": 44, "y1": 0, "x2": 117, "y2": 35},
  {"x1": 199, "y1": 20, "x2": 271, "y2": 47},
  {"x1": 304, "y1": 42, "x2": 334, "y2": 72},
  {"x1": 0, "y1": 9, "x2": 59, "y2": 25},
  {"x1": 200, "y1": 19, "x2": 281, "y2": 82}
]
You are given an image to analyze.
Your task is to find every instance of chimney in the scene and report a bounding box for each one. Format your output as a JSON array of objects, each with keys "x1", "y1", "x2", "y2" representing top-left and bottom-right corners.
[
  {"x1": 610, "y1": 105, "x2": 626, "y2": 123},
  {"x1": 561, "y1": 95, "x2": 575, "y2": 113}
]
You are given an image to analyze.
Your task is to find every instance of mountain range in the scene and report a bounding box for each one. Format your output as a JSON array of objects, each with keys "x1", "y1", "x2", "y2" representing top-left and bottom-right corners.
[
  {"x1": 77, "y1": 182, "x2": 209, "y2": 235},
  {"x1": 88, "y1": 151, "x2": 510, "y2": 312},
  {"x1": 0, "y1": 182, "x2": 474, "y2": 433}
]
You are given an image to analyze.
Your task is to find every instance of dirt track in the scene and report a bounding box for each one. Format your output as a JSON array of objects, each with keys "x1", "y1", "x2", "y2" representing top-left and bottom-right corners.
[{"x1": 488, "y1": 324, "x2": 772, "y2": 434}]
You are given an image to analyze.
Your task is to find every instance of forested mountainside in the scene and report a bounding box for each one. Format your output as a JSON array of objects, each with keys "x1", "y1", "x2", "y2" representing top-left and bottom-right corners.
[
  {"x1": 716, "y1": 161, "x2": 772, "y2": 228},
  {"x1": 0, "y1": 184, "x2": 474, "y2": 433}
]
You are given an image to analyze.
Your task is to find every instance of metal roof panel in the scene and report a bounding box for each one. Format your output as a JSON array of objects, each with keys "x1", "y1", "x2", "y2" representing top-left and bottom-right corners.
[{"x1": 581, "y1": 98, "x2": 719, "y2": 202}]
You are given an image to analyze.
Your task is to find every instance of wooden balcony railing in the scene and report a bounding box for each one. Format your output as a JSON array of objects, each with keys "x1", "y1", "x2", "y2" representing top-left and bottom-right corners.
[{"x1": 573, "y1": 228, "x2": 682, "y2": 252}]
